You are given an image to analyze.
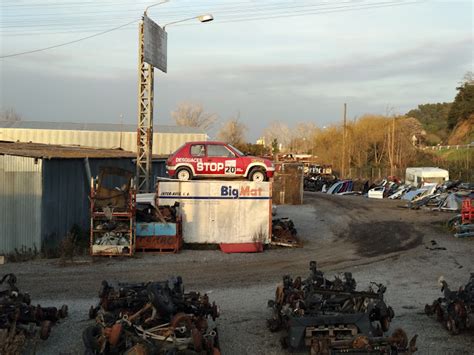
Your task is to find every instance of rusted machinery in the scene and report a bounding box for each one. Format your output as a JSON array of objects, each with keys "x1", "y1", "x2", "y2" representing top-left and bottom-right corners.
[
  {"x1": 267, "y1": 261, "x2": 417, "y2": 354},
  {"x1": 0, "y1": 273, "x2": 68, "y2": 354},
  {"x1": 425, "y1": 274, "x2": 474, "y2": 334},
  {"x1": 85, "y1": 277, "x2": 220, "y2": 354}
]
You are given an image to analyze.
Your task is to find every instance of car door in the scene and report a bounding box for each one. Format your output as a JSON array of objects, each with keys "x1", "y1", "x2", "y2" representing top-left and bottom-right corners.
[
  {"x1": 189, "y1": 143, "x2": 206, "y2": 175},
  {"x1": 206, "y1": 144, "x2": 236, "y2": 176}
]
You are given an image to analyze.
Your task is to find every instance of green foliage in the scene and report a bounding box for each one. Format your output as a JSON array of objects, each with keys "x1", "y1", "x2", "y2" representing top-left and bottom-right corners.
[
  {"x1": 406, "y1": 102, "x2": 451, "y2": 143},
  {"x1": 447, "y1": 81, "x2": 474, "y2": 129}
]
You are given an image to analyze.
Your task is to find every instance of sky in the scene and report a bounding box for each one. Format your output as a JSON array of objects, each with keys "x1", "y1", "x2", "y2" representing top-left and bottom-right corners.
[{"x1": 0, "y1": 0, "x2": 472, "y2": 140}]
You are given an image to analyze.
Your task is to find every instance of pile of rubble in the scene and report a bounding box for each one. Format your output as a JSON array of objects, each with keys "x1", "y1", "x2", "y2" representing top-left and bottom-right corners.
[
  {"x1": 0, "y1": 273, "x2": 68, "y2": 354},
  {"x1": 267, "y1": 261, "x2": 417, "y2": 354},
  {"x1": 425, "y1": 274, "x2": 474, "y2": 334},
  {"x1": 85, "y1": 277, "x2": 220, "y2": 354}
]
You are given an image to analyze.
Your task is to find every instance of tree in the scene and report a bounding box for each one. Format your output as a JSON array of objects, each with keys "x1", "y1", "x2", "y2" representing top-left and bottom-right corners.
[
  {"x1": 288, "y1": 123, "x2": 318, "y2": 153},
  {"x1": 0, "y1": 108, "x2": 22, "y2": 122},
  {"x1": 216, "y1": 115, "x2": 247, "y2": 146},
  {"x1": 263, "y1": 121, "x2": 291, "y2": 151},
  {"x1": 171, "y1": 102, "x2": 217, "y2": 131},
  {"x1": 447, "y1": 74, "x2": 474, "y2": 129}
]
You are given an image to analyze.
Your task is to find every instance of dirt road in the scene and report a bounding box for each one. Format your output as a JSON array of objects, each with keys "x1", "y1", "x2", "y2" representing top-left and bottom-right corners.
[{"x1": 2, "y1": 192, "x2": 473, "y2": 354}]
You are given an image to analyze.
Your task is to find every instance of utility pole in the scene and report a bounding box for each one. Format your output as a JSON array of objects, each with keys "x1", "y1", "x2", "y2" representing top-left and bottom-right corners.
[
  {"x1": 341, "y1": 103, "x2": 347, "y2": 178},
  {"x1": 390, "y1": 115, "x2": 395, "y2": 176},
  {"x1": 135, "y1": 3, "x2": 213, "y2": 193},
  {"x1": 136, "y1": 19, "x2": 154, "y2": 193}
]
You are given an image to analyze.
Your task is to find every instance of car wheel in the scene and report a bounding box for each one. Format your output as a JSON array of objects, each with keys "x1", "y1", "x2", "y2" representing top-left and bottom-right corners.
[
  {"x1": 176, "y1": 167, "x2": 192, "y2": 181},
  {"x1": 249, "y1": 168, "x2": 266, "y2": 182}
]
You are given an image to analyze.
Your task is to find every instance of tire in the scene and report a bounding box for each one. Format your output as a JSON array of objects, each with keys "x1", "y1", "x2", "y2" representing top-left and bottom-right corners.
[
  {"x1": 249, "y1": 168, "x2": 266, "y2": 182},
  {"x1": 176, "y1": 167, "x2": 192, "y2": 181},
  {"x1": 82, "y1": 325, "x2": 103, "y2": 353}
]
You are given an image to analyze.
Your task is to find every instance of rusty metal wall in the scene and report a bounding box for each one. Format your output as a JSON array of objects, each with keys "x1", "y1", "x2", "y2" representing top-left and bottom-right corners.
[
  {"x1": 0, "y1": 128, "x2": 206, "y2": 155},
  {"x1": 0, "y1": 155, "x2": 42, "y2": 254},
  {"x1": 272, "y1": 163, "x2": 304, "y2": 205}
]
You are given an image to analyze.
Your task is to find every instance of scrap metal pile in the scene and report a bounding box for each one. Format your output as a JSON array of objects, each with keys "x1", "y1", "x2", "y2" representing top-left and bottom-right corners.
[
  {"x1": 136, "y1": 203, "x2": 180, "y2": 223},
  {"x1": 90, "y1": 167, "x2": 136, "y2": 255},
  {"x1": 85, "y1": 277, "x2": 220, "y2": 354},
  {"x1": 320, "y1": 177, "x2": 473, "y2": 211},
  {"x1": 0, "y1": 273, "x2": 68, "y2": 354},
  {"x1": 272, "y1": 218, "x2": 301, "y2": 247},
  {"x1": 425, "y1": 274, "x2": 474, "y2": 334},
  {"x1": 267, "y1": 262, "x2": 417, "y2": 354}
]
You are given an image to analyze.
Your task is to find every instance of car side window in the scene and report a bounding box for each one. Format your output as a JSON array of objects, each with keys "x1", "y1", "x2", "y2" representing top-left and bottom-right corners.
[
  {"x1": 207, "y1": 145, "x2": 235, "y2": 158},
  {"x1": 190, "y1": 144, "x2": 206, "y2": 156}
]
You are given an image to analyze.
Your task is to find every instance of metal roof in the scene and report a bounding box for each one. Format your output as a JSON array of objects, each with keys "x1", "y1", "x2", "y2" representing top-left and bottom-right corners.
[
  {"x1": 0, "y1": 141, "x2": 139, "y2": 159},
  {"x1": 0, "y1": 120, "x2": 206, "y2": 134}
]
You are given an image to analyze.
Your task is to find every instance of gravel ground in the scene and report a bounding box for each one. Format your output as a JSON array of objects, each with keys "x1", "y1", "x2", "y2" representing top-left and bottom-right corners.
[{"x1": 2, "y1": 192, "x2": 474, "y2": 354}]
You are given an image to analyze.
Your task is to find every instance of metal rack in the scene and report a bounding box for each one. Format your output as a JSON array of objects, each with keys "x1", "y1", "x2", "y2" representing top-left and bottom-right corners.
[{"x1": 89, "y1": 176, "x2": 136, "y2": 257}]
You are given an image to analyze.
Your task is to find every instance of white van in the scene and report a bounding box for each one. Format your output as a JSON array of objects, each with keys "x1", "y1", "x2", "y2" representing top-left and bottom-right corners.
[{"x1": 405, "y1": 167, "x2": 449, "y2": 187}]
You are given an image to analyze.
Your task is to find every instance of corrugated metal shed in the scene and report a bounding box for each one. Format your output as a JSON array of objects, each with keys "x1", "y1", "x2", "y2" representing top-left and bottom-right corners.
[
  {"x1": 0, "y1": 143, "x2": 167, "y2": 254},
  {"x1": 0, "y1": 155, "x2": 42, "y2": 254},
  {"x1": 0, "y1": 120, "x2": 207, "y2": 155}
]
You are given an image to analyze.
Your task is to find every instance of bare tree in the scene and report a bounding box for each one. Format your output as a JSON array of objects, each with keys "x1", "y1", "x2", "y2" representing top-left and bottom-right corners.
[
  {"x1": 263, "y1": 121, "x2": 291, "y2": 151},
  {"x1": 171, "y1": 102, "x2": 217, "y2": 131},
  {"x1": 217, "y1": 114, "x2": 247, "y2": 146},
  {"x1": 0, "y1": 108, "x2": 22, "y2": 122}
]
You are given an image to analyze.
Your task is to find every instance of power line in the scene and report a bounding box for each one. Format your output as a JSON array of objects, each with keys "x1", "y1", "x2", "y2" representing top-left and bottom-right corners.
[
  {"x1": 0, "y1": 18, "x2": 138, "y2": 59},
  {"x1": 1, "y1": 1, "x2": 421, "y2": 57},
  {"x1": 1, "y1": 1, "x2": 354, "y2": 25},
  {"x1": 0, "y1": 0, "x2": 403, "y2": 32}
]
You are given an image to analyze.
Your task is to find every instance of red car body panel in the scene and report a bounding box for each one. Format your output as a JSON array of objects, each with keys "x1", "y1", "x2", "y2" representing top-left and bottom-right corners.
[{"x1": 166, "y1": 141, "x2": 274, "y2": 180}]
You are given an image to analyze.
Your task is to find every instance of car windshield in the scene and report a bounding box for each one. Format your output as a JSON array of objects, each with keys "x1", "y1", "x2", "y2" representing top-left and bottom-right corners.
[{"x1": 228, "y1": 144, "x2": 245, "y2": 156}]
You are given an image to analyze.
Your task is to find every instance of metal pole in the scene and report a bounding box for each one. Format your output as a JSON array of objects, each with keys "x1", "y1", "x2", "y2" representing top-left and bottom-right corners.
[
  {"x1": 136, "y1": 19, "x2": 154, "y2": 193},
  {"x1": 341, "y1": 103, "x2": 347, "y2": 178}
]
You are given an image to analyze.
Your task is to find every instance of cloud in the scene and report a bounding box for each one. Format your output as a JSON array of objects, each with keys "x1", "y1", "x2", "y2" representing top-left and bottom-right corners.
[
  {"x1": 168, "y1": 37, "x2": 471, "y2": 90},
  {"x1": 0, "y1": 36, "x2": 471, "y2": 141}
]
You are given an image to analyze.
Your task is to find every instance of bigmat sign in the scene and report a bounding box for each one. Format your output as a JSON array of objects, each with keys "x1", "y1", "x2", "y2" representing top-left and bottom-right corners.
[{"x1": 157, "y1": 181, "x2": 272, "y2": 244}]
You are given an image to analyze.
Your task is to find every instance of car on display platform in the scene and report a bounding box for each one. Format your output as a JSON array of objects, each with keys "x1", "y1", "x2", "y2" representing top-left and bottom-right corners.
[{"x1": 166, "y1": 141, "x2": 274, "y2": 182}]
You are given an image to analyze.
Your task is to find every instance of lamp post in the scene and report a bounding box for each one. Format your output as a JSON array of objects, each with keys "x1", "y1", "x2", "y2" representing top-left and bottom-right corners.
[{"x1": 136, "y1": 2, "x2": 213, "y2": 192}]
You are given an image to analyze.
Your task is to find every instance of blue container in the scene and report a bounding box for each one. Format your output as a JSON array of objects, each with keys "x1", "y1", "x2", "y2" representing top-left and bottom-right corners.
[{"x1": 136, "y1": 222, "x2": 177, "y2": 237}]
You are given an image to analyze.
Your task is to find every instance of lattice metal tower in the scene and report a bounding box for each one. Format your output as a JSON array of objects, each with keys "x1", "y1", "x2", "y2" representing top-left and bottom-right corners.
[{"x1": 136, "y1": 19, "x2": 154, "y2": 193}]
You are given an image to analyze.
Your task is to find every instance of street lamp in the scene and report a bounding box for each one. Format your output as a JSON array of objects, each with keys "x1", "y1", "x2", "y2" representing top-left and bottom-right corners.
[
  {"x1": 163, "y1": 14, "x2": 214, "y2": 29},
  {"x1": 136, "y1": 1, "x2": 214, "y2": 193},
  {"x1": 144, "y1": 0, "x2": 169, "y2": 16}
]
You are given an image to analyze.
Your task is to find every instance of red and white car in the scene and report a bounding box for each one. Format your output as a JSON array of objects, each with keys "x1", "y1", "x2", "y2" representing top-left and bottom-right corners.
[{"x1": 166, "y1": 141, "x2": 274, "y2": 182}]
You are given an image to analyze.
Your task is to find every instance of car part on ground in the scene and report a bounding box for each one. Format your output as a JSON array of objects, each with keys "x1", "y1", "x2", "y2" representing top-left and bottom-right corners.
[
  {"x1": 425, "y1": 274, "x2": 474, "y2": 334},
  {"x1": 271, "y1": 218, "x2": 301, "y2": 247},
  {"x1": 85, "y1": 277, "x2": 220, "y2": 354},
  {"x1": 267, "y1": 262, "x2": 417, "y2": 354},
  {"x1": 0, "y1": 273, "x2": 68, "y2": 354}
]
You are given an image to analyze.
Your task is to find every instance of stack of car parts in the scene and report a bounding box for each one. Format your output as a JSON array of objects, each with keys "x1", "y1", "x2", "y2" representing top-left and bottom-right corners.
[
  {"x1": 0, "y1": 273, "x2": 68, "y2": 354},
  {"x1": 267, "y1": 262, "x2": 417, "y2": 354},
  {"x1": 85, "y1": 277, "x2": 220, "y2": 354},
  {"x1": 90, "y1": 167, "x2": 136, "y2": 256},
  {"x1": 425, "y1": 274, "x2": 474, "y2": 334}
]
